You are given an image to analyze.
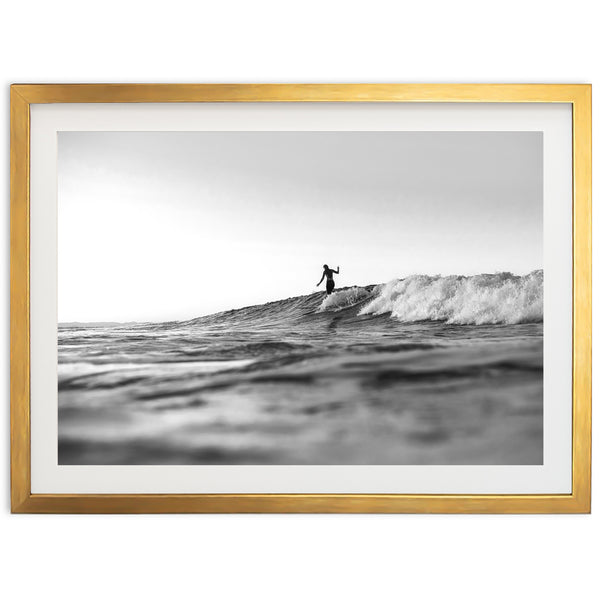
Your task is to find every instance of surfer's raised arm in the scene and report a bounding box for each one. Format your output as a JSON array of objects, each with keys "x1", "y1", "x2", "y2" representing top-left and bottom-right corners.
[{"x1": 334, "y1": 266, "x2": 340, "y2": 274}]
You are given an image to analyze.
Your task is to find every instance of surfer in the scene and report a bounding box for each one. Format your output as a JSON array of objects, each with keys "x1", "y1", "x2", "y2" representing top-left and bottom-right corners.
[{"x1": 317, "y1": 264, "x2": 340, "y2": 295}]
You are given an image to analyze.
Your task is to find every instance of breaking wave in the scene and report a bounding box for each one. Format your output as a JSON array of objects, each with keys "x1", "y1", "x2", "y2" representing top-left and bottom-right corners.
[
  {"x1": 185, "y1": 270, "x2": 543, "y2": 328},
  {"x1": 318, "y1": 286, "x2": 372, "y2": 312},
  {"x1": 359, "y1": 271, "x2": 543, "y2": 325}
]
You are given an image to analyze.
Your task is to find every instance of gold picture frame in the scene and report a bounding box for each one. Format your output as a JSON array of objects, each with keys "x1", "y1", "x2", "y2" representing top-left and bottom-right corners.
[{"x1": 10, "y1": 84, "x2": 591, "y2": 513}]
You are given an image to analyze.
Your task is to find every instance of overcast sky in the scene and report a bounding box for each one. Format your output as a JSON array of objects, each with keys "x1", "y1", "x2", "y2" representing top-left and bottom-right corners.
[{"x1": 58, "y1": 131, "x2": 542, "y2": 322}]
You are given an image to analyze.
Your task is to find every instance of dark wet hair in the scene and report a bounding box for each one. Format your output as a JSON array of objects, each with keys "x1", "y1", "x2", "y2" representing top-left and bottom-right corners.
[{"x1": 323, "y1": 264, "x2": 328, "y2": 269}]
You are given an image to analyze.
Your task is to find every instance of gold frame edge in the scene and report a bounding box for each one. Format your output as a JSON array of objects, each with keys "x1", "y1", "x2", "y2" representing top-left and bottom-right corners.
[{"x1": 10, "y1": 84, "x2": 592, "y2": 514}]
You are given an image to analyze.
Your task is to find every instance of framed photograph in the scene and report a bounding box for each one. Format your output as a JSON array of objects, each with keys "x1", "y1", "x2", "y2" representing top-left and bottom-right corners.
[{"x1": 10, "y1": 84, "x2": 591, "y2": 513}]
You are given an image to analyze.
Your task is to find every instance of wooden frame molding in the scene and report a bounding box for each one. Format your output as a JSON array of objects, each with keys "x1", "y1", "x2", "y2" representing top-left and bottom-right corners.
[{"x1": 10, "y1": 84, "x2": 592, "y2": 513}]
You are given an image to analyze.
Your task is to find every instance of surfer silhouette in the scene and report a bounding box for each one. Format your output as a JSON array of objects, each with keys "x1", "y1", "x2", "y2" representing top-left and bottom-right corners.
[{"x1": 317, "y1": 264, "x2": 339, "y2": 295}]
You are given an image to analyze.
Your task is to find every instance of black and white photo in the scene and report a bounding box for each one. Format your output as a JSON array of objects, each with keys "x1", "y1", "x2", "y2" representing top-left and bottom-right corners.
[{"x1": 58, "y1": 130, "x2": 543, "y2": 465}]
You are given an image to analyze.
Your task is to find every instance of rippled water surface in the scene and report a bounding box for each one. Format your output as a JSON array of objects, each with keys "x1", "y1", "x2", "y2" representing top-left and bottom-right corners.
[{"x1": 59, "y1": 286, "x2": 543, "y2": 465}]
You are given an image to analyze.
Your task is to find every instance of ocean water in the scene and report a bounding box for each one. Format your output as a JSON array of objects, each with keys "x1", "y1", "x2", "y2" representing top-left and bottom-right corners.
[{"x1": 58, "y1": 271, "x2": 543, "y2": 465}]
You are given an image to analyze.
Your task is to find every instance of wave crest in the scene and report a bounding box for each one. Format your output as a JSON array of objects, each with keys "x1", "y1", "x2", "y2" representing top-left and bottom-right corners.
[
  {"x1": 318, "y1": 286, "x2": 372, "y2": 312},
  {"x1": 359, "y1": 271, "x2": 543, "y2": 325}
]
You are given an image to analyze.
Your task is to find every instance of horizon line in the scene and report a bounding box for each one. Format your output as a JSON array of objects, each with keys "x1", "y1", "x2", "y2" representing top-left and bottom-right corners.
[{"x1": 58, "y1": 268, "x2": 543, "y2": 325}]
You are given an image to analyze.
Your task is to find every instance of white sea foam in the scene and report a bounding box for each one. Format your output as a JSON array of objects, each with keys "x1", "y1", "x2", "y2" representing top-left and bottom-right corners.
[
  {"x1": 359, "y1": 271, "x2": 543, "y2": 325},
  {"x1": 318, "y1": 286, "x2": 372, "y2": 312}
]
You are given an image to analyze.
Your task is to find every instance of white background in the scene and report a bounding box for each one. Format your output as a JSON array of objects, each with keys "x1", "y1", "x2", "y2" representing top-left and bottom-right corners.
[{"x1": 1, "y1": 1, "x2": 597, "y2": 598}]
